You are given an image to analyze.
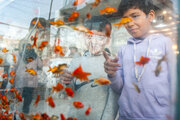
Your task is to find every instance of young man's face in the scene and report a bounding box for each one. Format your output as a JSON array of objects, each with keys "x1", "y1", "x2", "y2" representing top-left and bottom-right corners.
[{"x1": 123, "y1": 8, "x2": 155, "y2": 39}]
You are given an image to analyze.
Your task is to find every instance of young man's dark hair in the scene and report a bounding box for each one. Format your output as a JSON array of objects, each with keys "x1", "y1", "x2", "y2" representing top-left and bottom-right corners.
[{"x1": 118, "y1": 0, "x2": 155, "y2": 17}]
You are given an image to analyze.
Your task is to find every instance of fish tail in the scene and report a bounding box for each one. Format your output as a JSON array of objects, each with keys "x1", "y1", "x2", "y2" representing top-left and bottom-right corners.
[{"x1": 99, "y1": 10, "x2": 104, "y2": 14}]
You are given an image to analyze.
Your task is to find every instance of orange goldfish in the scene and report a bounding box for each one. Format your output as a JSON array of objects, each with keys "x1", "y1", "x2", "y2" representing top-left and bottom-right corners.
[
  {"x1": 9, "y1": 70, "x2": 15, "y2": 77},
  {"x1": 135, "y1": 56, "x2": 150, "y2": 66},
  {"x1": 19, "y1": 112, "x2": 26, "y2": 120},
  {"x1": 25, "y1": 67, "x2": 37, "y2": 76},
  {"x1": 64, "y1": 88, "x2": 74, "y2": 97},
  {"x1": 26, "y1": 57, "x2": 34, "y2": 62},
  {"x1": 73, "y1": 25, "x2": 93, "y2": 34},
  {"x1": 32, "y1": 20, "x2": 44, "y2": 29},
  {"x1": 67, "y1": 117, "x2": 78, "y2": 120},
  {"x1": 73, "y1": 101, "x2": 84, "y2": 109},
  {"x1": 60, "y1": 113, "x2": 66, "y2": 120},
  {"x1": 12, "y1": 54, "x2": 16, "y2": 64},
  {"x1": 73, "y1": 0, "x2": 85, "y2": 6},
  {"x1": 0, "y1": 58, "x2": 3, "y2": 64},
  {"x1": 50, "y1": 20, "x2": 65, "y2": 27},
  {"x1": 15, "y1": 92, "x2": 23, "y2": 102},
  {"x1": 47, "y1": 66, "x2": 58, "y2": 73},
  {"x1": 113, "y1": 17, "x2": 133, "y2": 29},
  {"x1": 2, "y1": 48, "x2": 8, "y2": 53},
  {"x1": 91, "y1": 0, "x2": 101, "y2": 8},
  {"x1": 38, "y1": 41, "x2": 48, "y2": 50},
  {"x1": 32, "y1": 113, "x2": 41, "y2": 120},
  {"x1": 132, "y1": 82, "x2": 140, "y2": 93},
  {"x1": 41, "y1": 113, "x2": 50, "y2": 120},
  {"x1": 45, "y1": 96, "x2": 55, "y2": 108},
  {"x1": 52, "y1": 82, "x2": 64, "y2": 93},
  {"x1": 85, "y1": 106, "x2": 91, "y2": 116},
  {"x1": 72, "y1": 65, "x2": 91, "y2": 82},
  {"x1": 99, "y1": 7, "x2": 117, "y2": 15},
  {"x1": 94, "y1": 77, "x2": 111, "y2": 85},
  {"x1": 31, "y1": 31, "x2": 38, "y2": 48},
  {"x1": 86, "y1": 12, "x2": 91, "y2": 19},
  {"x1": 68, "y1": 11, "x2": 79, "y2": 22},
  {"x1": 48, "y1": 64, "x2": 67, "y2": 74},
  {"x1": 10, "y1": 88, "x2": 15, "y2": 93},
  {"x1": 34, "y1": 94, "x2": 40, "y2": 107},
  {"x1": 2, "y1": 73, "x2": 8, "y2": 79},
  {"x1": 54, "y1": 45, "x2": 65, "y2": 56},
  {"x1": 9, "y1": 78, "x2": 15, "y2": 85}
]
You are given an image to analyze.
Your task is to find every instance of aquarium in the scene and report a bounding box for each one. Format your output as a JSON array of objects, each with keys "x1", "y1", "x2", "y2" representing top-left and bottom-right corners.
[{"x1": 0, "y1": 0, "x2": 179, "y2": 120}]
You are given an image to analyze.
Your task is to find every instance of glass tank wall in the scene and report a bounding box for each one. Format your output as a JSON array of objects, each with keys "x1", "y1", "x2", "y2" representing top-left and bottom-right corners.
[{"x1": 0, "y1": 0, "x2": 179, "y2": 120}]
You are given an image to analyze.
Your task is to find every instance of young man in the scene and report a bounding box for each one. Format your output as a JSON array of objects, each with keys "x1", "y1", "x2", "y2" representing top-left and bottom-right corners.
[{"x1": 103, "y1": 0, "x2": 175, "y2": 120}]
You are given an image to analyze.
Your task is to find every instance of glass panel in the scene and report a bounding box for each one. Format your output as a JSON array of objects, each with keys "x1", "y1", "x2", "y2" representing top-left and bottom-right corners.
[{"x1": 0, "y1": 0, "x2": 178, "y2": 120}]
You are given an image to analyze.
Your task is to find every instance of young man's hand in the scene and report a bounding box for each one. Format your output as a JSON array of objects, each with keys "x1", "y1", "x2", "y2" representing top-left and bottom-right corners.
[
  {"x1": 61, "y1": 70, "x2": 74, "y2": 84},
  {"x1": 103, "y1": 51, "x2": 120, "y2": 78}
]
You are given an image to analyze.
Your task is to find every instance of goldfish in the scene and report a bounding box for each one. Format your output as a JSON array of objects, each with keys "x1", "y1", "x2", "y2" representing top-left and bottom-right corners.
[
  {"x1": 50, "y1": 20, "x2": 65, "y2": 27},
  {"x1": 99, "y1": 7, "x2": 117, "y2": 15},
  {"x1": 91, "y1": 0, "x2": 101, "y2": 8},
  {"x1": 72, "y1": 65, "x2": 91, "y2": 82},
  {"x1": 32, "y1": 20, "x2": 44, "y2": 29},
  {"x1": 25, "y1": 67, "x2": 37, "y2": 76},
  {"x1": 41, "y1": 113, "x2": 50, "y2": 120},
  {"x1": 68, "y1": 11, "x2": 79, "y2": 22},
  {"x1": 34, "y1": 94, "x2": 40, "y2": 107},
  {"x1": 73, "y1": 25, "x2": 93, "y2": 34},
  {"x1": 2, "y1": 48, "x2": 8, "y2": 53},
  {"x1": 0, "y1": 58, "x2": 3, "y2": 64},
  {"x1": 94, "y1": 77, "x2": 111, "y2": 85},
  {"x1": 67, "y1": 117, "x2": 78, "y2": 120},
  {"x1": 38, "y1": 41, "x2": 48, "y2": 50},
  {"x1": 47, "y1": 66, "x2": 58, "y2": 73},
  {"x1": 26, "y1": 57, "x2": 34, "y2": 62},
  {"x1": 10, "y1": 88, "x2": 15, "y2": 93},
  {"x1": 73, "y1": 101, "x2": 84, "y2": 109},
  {"x1": 32, "y1": 113, "x2": 41, "y2": 120},
  {"x1": 45, "y1": 96, "x2": 55, "y2": 108},
  {"x1": 2, "y1": 73, "x2": 8, "y2": 79},
  {"x1": 52, "y1": 82, "x2": 64, "y2": 93},
  {"x1": 15, "y1": 91, "x2": 23, "y2": 102},
  {"x1": 12, "y1": 54, "x2": 16, "y2": 64},
  {"x1": 113, "y1": 17, "x2": 133, "y2": 29},
  {"x1": 85, "y1": 106, "x2": 91, "y2": 116},
  {"x1": 73, "y1": 0, "x2": 85, "y2": 6},
  {"x1": 50, "y1": 115, "x2": 59, "y2": 120},
  {"x1": 60, "y1": 113, "x2": 66, "y2": 120},
  {"x1": 9, "y1": 78, "x2": 15, "y2": 85},
  {"x1": 86, "y1": 12, "x2": 91, "y2": 19},
  {"x1": 54, "y1": 44, "x2": 65, "y2": 56},
  {"x1": 154, "y1": 55, "x2": 166, "y2": 77},
  {"x1": 64, "y1": 88, "x2": 74, "y2": 97},
  {"x1": 31, "y1": 31, "x2": 38, "y2": 48},
  {"x1": 135, "y1": 56, "x2": 150, "y2": 66},
  {"x1": 132, "y1": 82, "x2": 140, "y2": 93},
  {"x1": 9, "y1": 70, "x2": 15, "y2": 77},
  {"x1": 19, "y1": 112, "x2": 26, "y2": 120}
]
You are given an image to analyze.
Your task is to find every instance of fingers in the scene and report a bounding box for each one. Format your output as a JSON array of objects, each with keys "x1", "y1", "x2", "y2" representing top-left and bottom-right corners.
[
  {"x1": 103, "y1": 51, "x2": 110, "y2": 61},
  {"x1": 61, "y1": 70, "x2": 73, "y2": 84}
]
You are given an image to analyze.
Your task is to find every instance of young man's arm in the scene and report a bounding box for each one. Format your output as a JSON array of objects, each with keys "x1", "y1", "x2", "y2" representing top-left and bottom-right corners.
[
  {"x1": 108, "y1": 49, "x2": 124, "y2": 94},
  {"x1": 103, "y1": 49, "x2": 124, "y2": 94}
]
